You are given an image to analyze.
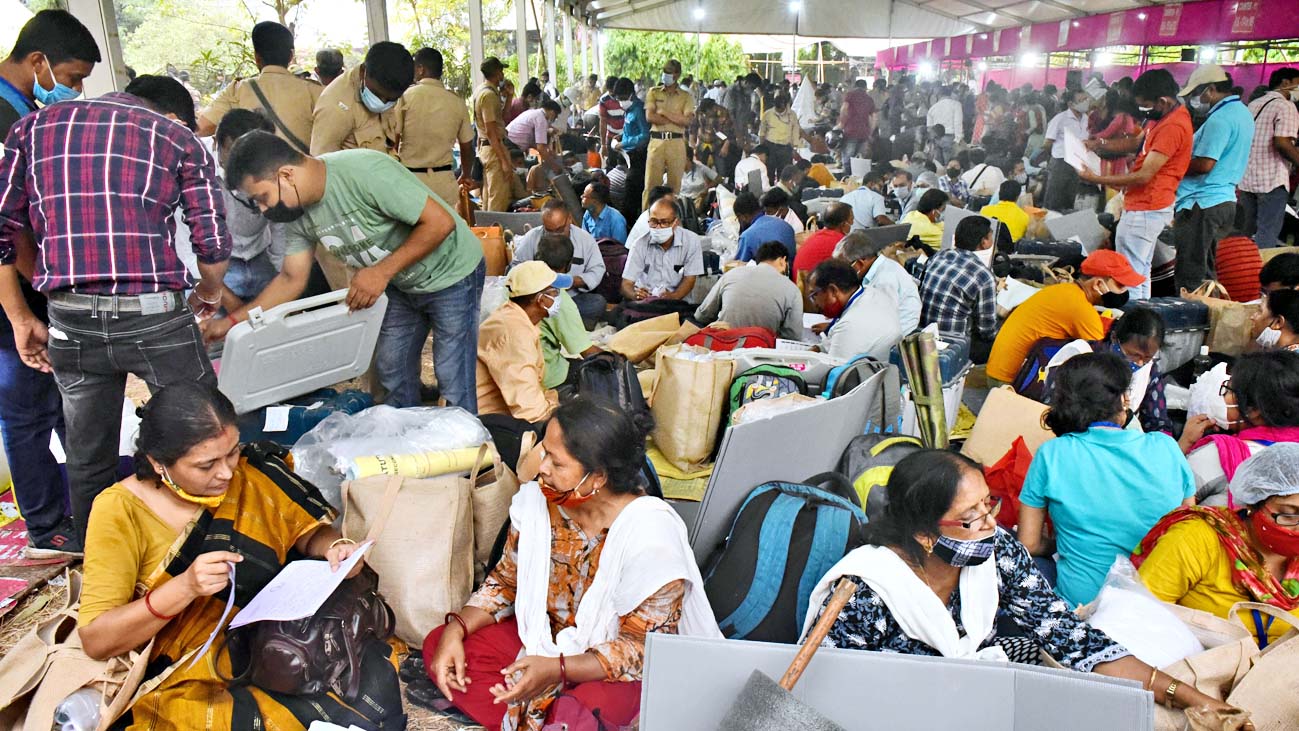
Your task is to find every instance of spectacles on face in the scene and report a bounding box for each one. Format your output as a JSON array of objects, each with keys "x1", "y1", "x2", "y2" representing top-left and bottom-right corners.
[
  {"x1": 648, "y1": 217, "x2": 677, "y2": 228},
  {"x1": 1267, "y1": 507, "x2": 1299, "y2": 528},
  {"x1": 937, "y1": 496, "x2": 1002, "y2": 530},
  {"x1": 229, "y1": 188, "x2": 259, "y2": 211},
  {"x1": 1219, "y1": 382, "x2": 1236, "y2": 399}
]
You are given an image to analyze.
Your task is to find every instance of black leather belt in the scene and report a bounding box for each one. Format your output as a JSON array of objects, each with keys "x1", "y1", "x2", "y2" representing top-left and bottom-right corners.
[
  {"x1": 650, "y1": 131, "x2": 684, "y2": 140},
  {"x1": 406, "y1": 164, "x2": 454, "y2": 173}
]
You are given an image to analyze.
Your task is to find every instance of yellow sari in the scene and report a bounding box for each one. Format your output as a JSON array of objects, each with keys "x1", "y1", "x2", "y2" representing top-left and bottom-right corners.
[{"x1": 112, "y1": 444, "x2": 405, "y2": 730}]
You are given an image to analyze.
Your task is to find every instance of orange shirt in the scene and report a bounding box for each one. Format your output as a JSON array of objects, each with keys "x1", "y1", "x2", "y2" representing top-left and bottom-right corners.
[
  {"x1": 986, "y1": 282, "x2": 1106, "y2": 382},
  {"x1": 1125, "y1": 106, "x2": 1192, "y2": 212}
]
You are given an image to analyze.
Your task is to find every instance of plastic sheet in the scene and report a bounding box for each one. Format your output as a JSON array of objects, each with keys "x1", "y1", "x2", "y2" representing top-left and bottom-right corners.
[
  {"x1": 1187, "y1": 363, "x2": 1231, "y2": 426},
  {"x1": 1081, "y1": 557, "x2": 1204, "y2": 668},
  {"x1": 480, "y1": 276, "x2": 508, "y2": 324},
  {"x1": 291, "y1": 405, "x2": 489, "y2": 508}
]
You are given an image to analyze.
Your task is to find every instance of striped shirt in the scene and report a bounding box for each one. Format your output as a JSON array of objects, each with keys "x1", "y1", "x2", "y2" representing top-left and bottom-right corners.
[
  {"x1": 1240, "y1": 91, "x2": 1299, "y2": 195},
  {"x1": 1215, "y1": 235, "x2": 1264, "y2": 303},
  {"x1": 0, "y1": 92, "x2": 230, "y2": 295}
]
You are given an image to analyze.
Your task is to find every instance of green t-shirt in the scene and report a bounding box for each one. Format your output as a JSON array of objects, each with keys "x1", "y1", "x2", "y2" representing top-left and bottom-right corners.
[
  {"x1": 284, "y1": 150, "x2": 482, "y2": 294},
  {"x1": 539, "y1": 290, "x2": 593, "y2": 389}
]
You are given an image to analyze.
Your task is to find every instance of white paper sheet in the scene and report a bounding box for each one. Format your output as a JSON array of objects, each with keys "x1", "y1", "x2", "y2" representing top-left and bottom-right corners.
[
  {"x1": 263, "y1": 406, "x2": 292, "y2": 433},
  {"x1": 850, "y1": 157, "x2": 871, "y2": 178},
  {"x1": 229, "y1": 540, "x2": 373, "y2": 629},
  {"x1": 1062, "y1": 129, "x2": 1101, "y2": 174},
  {"x1": 775, "y1": 339, "x2": 816, "y2": 352},
  {"x1": 802, "y1": 313, "x2": 829, "y2": 343}
]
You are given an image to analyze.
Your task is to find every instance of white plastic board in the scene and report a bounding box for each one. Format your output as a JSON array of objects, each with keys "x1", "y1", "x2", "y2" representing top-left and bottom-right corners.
[
  {"x1": 642, "y1": 635, "x2": 1154, "y2": 731},
  {"x1": 941, "y1": 205, "x2": 980, "y2": 250},
  {"x1": 1045, "y1": 210, "x2": 1108, "y2": 253},
  {"x1": 218, "y1": 289, "x2": 388, "y2": 414}
]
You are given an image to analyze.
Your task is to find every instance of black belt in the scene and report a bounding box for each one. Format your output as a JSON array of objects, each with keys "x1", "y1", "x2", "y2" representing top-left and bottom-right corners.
[
  {"x1": 650, "y1": 132, "x2": 684, "y2": 140},
  {"x1": 406, "y1": 164, "x2": 454, "y2": 173}
]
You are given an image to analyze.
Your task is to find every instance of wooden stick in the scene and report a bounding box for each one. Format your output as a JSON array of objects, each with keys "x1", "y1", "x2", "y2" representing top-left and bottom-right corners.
[{"x1": 778, "y1": 580, "x2": 858, "y2": 691}]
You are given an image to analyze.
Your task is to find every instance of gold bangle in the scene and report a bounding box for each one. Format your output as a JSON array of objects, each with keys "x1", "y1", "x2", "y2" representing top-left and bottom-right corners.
[
  {"x1": 328, "y1": 537, "x2": 357, "y2": 551},
  {"x1": 1164, "y1": 680, "x2": 1180, "y2": 709},
  {"x1": 1148, "y1": 668, "x2": 1158, "y2": 692}
]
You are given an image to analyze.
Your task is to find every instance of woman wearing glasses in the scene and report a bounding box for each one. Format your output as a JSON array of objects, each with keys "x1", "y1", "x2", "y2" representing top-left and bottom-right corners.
[
  {"x1": 1178, "y1": 350, "x2": 1299, "y2": 504},
  {"x1": 1018, "y1": 353, "x2": 1195, "y2": 607},
  {"x1": 803, "y1": 449, "x2": 1240, "y2": 719},
  {"x1": 1135, "y1": 444, "x2": 1299, "y2": 648}
]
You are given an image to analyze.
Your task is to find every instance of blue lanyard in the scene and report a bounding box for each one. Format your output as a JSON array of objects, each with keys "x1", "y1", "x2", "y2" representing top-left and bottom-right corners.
[
  {"x1": 1203, "y1": 96, "x2": 1243, "y2": 123},
  {"x1": 829, "y1": 286, "x2": 866, "y2": 329},
  {"x1": 1253, "y1": 610, "x2": 1275, "y2": 649},
  {"x1": 1089, "y1": 421, "x2": 1123, "y2": 429}
]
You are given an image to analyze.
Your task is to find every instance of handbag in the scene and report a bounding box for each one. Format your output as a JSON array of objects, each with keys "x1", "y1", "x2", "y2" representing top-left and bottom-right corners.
[
  {"x1": 222, "y1": 566, "x2": 394, "y2": 703},
  {"x1": 649, "y1": 344, "x2": 736, "y2": 472},
  {"x1": 1181, "y1": 281, "x2": 1258, "y2": 357},
  {"x1": 0, "y1": 570, "x2": 164, "y2": 731}
]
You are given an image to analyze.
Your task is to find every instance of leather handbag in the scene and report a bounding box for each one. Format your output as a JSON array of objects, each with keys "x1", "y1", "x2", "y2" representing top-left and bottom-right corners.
[{"x1": 222, "y1": 566, "x2": 394, "y2": 703}]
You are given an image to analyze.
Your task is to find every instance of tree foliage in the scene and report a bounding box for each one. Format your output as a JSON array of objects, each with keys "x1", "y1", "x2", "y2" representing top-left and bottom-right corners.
[{"x1": 603, "y1": 30, "x2": 748, "y2": 85}]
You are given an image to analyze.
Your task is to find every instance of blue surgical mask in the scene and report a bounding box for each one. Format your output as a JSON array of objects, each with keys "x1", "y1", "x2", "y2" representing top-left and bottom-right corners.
[
  {"x1": 1111, "y1": 342, "x2": 1142, "y2": 372},
  {"x1": 361, "y1": 85, "x2": 395, "y2": 114},
  {"x1": 33, "y1": 62, "x2": 80, "y2": 106}
]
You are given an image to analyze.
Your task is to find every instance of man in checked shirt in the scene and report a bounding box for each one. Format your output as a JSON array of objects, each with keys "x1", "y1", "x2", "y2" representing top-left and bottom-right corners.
[{"x1": 0, "y1": 75, "x2": 232, "y2": 543}]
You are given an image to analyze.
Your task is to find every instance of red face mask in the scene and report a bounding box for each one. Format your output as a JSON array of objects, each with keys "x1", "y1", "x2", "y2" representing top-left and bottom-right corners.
[
  {"x1": 1251, "y1": 508, "x2": 1299, "y2": 557},
  {"x1": 539, "y1": 473, "x2": 598, "y2": 506},
  {"x1": 820, "y1": 296, "x2": 845, "y2": 319}
]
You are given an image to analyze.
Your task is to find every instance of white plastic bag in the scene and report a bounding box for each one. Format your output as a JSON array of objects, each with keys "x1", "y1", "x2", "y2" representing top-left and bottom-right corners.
[
  {"x1": 292, "y1": 405, "x2": 489, "y2": 508},
  {"x1": 480, "y1": 276, "x2": 509, "y2": 324},
  {"x1": 1081, "y1": 557, "x2": 1205, "y2": 668},
  {"x1": 1187, "y1": 362, "x2": 1231, "y2": 424},
  {"x1": 714, "y1": 186, "x2": 741, "y2": 242}
]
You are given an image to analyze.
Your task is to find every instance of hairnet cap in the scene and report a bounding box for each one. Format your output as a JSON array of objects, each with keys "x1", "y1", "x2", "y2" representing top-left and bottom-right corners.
[{"x1": 1228, "y1": 443, "x2": 1299, "y2": 507}]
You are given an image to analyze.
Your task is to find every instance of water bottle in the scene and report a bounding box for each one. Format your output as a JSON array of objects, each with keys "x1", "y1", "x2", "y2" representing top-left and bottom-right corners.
[
  {"x1": 1192, "y1": 345, "x2": 1212, "y2": 379},
  {"x1": 53, "y1": 688, "x2": 100, "y2": 731}
]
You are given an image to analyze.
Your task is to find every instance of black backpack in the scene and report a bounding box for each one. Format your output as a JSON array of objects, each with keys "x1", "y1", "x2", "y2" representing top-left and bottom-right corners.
[
  {"x1": 836, "y1": 434, "x2": 924, "y2": 522},
  {"x1": 821, "y1": 357, "x2": 903, "y2": 434},
  {"x1": 567, "y1": 352, "x2": 648, "y2": 418},
  {"x1": 704, "y1": 472, "x2": 866, "y2": 644}
]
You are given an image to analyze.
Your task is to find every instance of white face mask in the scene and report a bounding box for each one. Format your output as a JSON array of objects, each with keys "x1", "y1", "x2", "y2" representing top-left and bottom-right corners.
[
  {"x1": 1256, "y1": 324, "x2": 1283, "y2": 349},
  {"x1": 1206, "y1": 394, "x2": 1242, "y2": 431},
  {"x1": 619, "y1": 99, "x2": 633, "y2": 110},
  {"x1": 974, "y1": 246, "x2": 995, "y2": 268},
  {"x1": 648, "y1": 226, "x2": 674, "y2": 245},
  {"x1": 543, "y1": 292, "x2": 562, "y2": 319}
]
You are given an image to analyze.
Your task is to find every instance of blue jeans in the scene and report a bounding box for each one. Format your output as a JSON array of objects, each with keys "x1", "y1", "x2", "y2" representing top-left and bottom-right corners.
[
  {"x1": 375, "y1": 260, "x2": 485, "y2": 411},
  {"x1": 223, "y1": 251, "x2": 277, "y2": 302},
  {"x1": 46, "y1": 295, "x2": 216, "y2": 540},
  {"x1": 1238, "y1": 185, "x2": 1289, "y2": 248},
  {"x1": 571, "y1": 291, "x2": 607, "y2": 325},
  {"x1": 1116, "y1": 205, "x2": 1174, "y2": 301},
  {"x1": 0, "y1": 331, "x2": 68, "y2": 541}
]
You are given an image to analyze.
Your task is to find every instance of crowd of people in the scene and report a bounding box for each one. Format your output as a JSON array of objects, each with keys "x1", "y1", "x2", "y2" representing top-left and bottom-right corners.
[{"x1": 0, "y1": 8, "x2": 1297, "y2": 731}]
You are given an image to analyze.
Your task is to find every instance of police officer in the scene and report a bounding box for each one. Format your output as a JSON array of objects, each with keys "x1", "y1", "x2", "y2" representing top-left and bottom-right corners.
[
  {"x1": 198, "y1": 22, "x2": 319, "y2": 154},
  {"x1": 643, "y1": 59, "x2": 694, "y2": 208},
  {"x1": 310, "y1": 41, "x2": 412, "y2": 155},
  {"x1": 474, "y1": 57, "x2": 514, "y2": 212},
  {"x1": 396, "y1": 48, "x2": 474, "y2": 206}
]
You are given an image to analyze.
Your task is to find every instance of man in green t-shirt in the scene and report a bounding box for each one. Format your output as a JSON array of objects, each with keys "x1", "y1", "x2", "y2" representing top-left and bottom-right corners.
[
  {"x1": 532, "y1": 233, "x2": 600, "y2": 388},
  {"x1": 212, "y1": 130, "x2": 485, "y2": 410}
]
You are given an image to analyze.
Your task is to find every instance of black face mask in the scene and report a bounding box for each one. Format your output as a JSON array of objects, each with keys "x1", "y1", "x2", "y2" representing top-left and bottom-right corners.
[
  {"x1": 947, "y1": 169, "x2": 961, "y2": 179},
  {"x1": 1138, "y1": 103, "x2": 1166, "y2": 122},
  {"x1": 263, "y1": 177, "x2": 305, "y2": 224},
  {"x1": 1100, "y1": 289, "x2": 1130, "y2": 309}
]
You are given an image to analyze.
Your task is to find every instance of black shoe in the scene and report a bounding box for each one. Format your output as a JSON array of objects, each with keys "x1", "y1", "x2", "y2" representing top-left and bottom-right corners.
[
  {"x1": 404, "y1": 681, "x2": 451, "y2": 712},
  {"x1": 399, "y1": 654, "x2": 428, "y2": 684},
  {"x1": 419, "y1": 383, "x2": 441, "y2": 405},
  {"x1": 25, "y1": 519, "x2": 84, "y2": 559}
]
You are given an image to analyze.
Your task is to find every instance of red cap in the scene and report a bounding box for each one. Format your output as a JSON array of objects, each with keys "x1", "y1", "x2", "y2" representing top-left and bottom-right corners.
[{"x1": 1081, "y1": 250, "x2": 1145, "y2": 288}]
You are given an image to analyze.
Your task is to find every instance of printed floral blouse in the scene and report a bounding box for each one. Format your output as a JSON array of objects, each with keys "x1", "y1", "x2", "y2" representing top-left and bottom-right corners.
[
  {"x1": 467, "y1": 502, "x2": 685, "y2": 731},
  {"x1": 813, "y1": 529, "x2": 1130, "y2": 673}
]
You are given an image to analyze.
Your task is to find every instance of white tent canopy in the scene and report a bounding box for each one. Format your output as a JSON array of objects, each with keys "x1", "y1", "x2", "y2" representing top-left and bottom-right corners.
[{"x1": 575, "y1": 0, "x2": 1154, "y2": 36}]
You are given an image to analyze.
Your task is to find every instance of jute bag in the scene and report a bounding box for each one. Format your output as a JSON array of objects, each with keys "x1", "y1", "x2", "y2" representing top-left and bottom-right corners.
[
  {"x1": 342, "y1": 445, "x2": 491, "y2": 644},
  {"x1": 470, "y1": 444, "x2": 520, "y2": 571},
  {"x1": 1224, "y1": 602, "x2": 1299, "y2": 730},
  {"x1": 472, "y1": 225, "x2": 510, "y2": 276},
  {"x1": 649, "y1": 345, "x2": 736, "y2": 472},
  {"x1": 0, "y1": 570, "x2": 163, "y2": 731},
  {"x1": 1181, "y1": 282, "x2": 1257, "y2": 357},
  {"x1": 607, "y1": 314, "x2": 700, "y2": 364}
]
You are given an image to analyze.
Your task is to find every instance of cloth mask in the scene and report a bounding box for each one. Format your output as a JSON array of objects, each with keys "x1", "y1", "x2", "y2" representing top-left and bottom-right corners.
[
  {"x1": 932, "y1": 532, "x2": 996, "y2": 567},
  {"x1": 647, "y1": 226, "x2": 674, "y2": 245},
  {"x1": 1251, "y1": 508, "x2": 1299, "y2": 557},
  {"x1": 1111, "y1": 342, "x2": 1142, "y2": 373},
  {"x1": 540, "y1": 473, "x2": 596, "y2": 506},
  {"x1": 361, "y1": 86, "x2": 396, "y2": 114},
  {"x1": 33, "y1": 63, "x2": 80, "y2": 105},
  {"x1": 1256, "y1": 325, "x2": 1282, "y2": 349},
  {"x1": 1101, "y1": 289, "x2": 1130, "y2": 309},
  {"x1": 974, "y1": 246, "x2": 995, "y2": 268},
  {"x1": 263, "y1": 178, "x2": 306, "y2": 223},
  {"x1": 947, "y1": 168, "x2": 961, "y2": 179},
  {"x1": 162, "y1": 467, "x2": 226, "y2": 510}
]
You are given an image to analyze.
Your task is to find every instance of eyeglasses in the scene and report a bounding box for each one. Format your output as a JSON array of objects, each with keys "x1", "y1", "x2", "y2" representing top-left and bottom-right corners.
[
  {"x1": 1219, "y1": 382, "x2": 1236, "y2": 398},
  {"x1": 228, "y1": 188, "x2": 259, "y2": 211},
  {"x1": 1269, "y1": 510, "x2": 1299, "y2": 528},
  {"x1": 937, "y1": 496, "x2": 1002, "y2": 530}
]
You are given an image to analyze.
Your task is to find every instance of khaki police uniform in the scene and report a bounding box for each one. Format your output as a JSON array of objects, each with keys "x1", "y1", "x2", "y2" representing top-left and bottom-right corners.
[
  {"x1": 643, "y1": 84, "x2": 694, "y2": 208},
  {"x1": 201, "y1": 66, "x2": 321, "y2": 152},
  {"x1": 310, "y1": 66, "x2": 399, "y2": 156},
  {"x1": 395, "y1": 78, "x2": 474, "y2": 205},
  {"x1": 474, "y1": 81, "x2": 511, "y2": 212}
]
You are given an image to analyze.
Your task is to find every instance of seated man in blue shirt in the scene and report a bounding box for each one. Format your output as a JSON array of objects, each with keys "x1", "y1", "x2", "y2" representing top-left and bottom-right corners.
[
  {"x1": 733, "y1": 190, "x2": 795, "y2": 264},
  {"x1": 1172, "y1": 64, "x2": 1255, "y2": 292},
  {"x1": 580, "y1": 181, "x2": 627, "y2": 244}
]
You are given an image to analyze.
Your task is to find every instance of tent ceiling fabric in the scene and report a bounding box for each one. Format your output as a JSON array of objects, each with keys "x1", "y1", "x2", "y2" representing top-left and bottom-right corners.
[{"x1": 579, "y1": 0, "x2": 1166, "y2": 37}]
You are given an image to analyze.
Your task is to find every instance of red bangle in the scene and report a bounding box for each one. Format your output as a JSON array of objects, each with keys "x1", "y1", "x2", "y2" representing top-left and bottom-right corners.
[
  {"x1": 559, "y1": 652, "x2": 567, "y2": 688},
  {"x1": 144, "y1": 589, "x2": 178, "y2": 620},
  {"x1": 228, "y1": 310, "x2": 242, "y2": 325},
  {"x1": 445, "y1": 612, "x2": 470, "y2": 637}
]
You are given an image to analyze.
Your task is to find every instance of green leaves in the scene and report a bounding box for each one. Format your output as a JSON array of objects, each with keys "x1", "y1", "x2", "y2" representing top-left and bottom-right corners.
[{"x1": 603, "y1": 30, "x2": 747, "y2": 84}]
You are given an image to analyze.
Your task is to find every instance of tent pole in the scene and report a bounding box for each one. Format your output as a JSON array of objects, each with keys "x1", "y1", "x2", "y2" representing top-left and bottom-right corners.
[
  {"x1": 1261, "y1": 42, "x2": 1270, "y2": 86},
  {"x1": 516, "y1": 0, "x2": 529, "y2": 89},
  {"x1": 581, "y1": 21, "x2": 589, "y2": 79},
  {"x1": 469, "y1": 0, "x2": 485, "y2": 86},
  {"x1": 563, "y1": 10, "x2": 573, "y2": 85},
  {"x1": 66, "y1": 0, "x2": 129, "y2": 96}
]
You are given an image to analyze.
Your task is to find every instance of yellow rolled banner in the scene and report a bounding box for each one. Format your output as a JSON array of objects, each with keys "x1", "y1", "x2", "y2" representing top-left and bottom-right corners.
[{"x1": 346, "y1": 447, "x2": 483, "y2": 481}]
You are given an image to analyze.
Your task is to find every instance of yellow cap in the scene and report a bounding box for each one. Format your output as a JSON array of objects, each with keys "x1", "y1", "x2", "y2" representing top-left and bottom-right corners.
[{"x1": 505, "y1": 261, "x2": 572, "y2": 298}]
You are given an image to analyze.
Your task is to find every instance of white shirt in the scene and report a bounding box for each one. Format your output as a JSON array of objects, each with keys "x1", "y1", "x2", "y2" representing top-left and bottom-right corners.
[
  {"x1": 680, "y1": 161, "x2": 718, "y2": 199},
  {"x1": 510, "y1": 224, "x2": 606, "y2": 291},
  {"x1": 1045, "y1": 109, "x2": 1089, "y2": 160},
  {"x1": 825, "y1": 284, "x2": 903, "y2": 361},
  {"x1": 623, "y1": 227, "x2": 706, "y2": 294},
  {"x1": 734, "y1": 155, "x2": 770, "y2": 193},
  {"x1": 627, "y1": 209, "x2": 652, "y2": 256},
  {"x1": 925, "y1": 98, "x2": 964, "y2": 141},
  {"x1": 841, "y1": 187, "x2": 890, "y2": 232},
  {"x1": 961, "y1": 163, "x2": 1006, "y2": 197},
  {"x1": 862, "y1": 256, "x2": 921, "y2": 335},
  {"x1": 706, "y1": 87, "x2": 726, "y2": 104}
]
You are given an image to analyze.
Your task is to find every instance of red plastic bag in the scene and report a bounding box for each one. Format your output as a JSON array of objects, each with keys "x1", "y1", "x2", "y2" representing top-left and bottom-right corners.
[{"x1": 984, "y1": 436, "x2": 1034, "y2": 531}]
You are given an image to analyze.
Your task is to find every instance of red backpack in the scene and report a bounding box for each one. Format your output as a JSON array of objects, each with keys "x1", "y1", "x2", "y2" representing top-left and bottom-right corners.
[{"x1": 684, "y1": 326, "x2": 777, "y2": 351}]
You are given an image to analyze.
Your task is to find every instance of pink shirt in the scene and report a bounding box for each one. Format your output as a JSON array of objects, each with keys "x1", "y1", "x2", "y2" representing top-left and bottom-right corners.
[{"x1": 506, "y1": 108, "x2": 551, "y2": 149}]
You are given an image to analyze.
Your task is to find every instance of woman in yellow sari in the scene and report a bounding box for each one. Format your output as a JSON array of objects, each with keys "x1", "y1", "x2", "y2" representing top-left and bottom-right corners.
[{"x1": 77, "y1": 382, "x2": 404, "y2": 730}]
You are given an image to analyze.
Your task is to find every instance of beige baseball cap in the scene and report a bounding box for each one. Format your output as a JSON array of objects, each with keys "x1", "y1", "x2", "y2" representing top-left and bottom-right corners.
[
  {"x1": 1179, "y1": 64, "x2": 1230, "y2": 97},
  {"x1": 505, "y1": 261, "x2": 572, "y2": 298}
]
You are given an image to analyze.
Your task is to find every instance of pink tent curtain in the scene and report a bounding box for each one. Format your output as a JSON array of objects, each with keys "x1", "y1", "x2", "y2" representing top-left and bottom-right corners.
[{"x1": 876, "y1": 0, "x2": 1299, "y2": 70}]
